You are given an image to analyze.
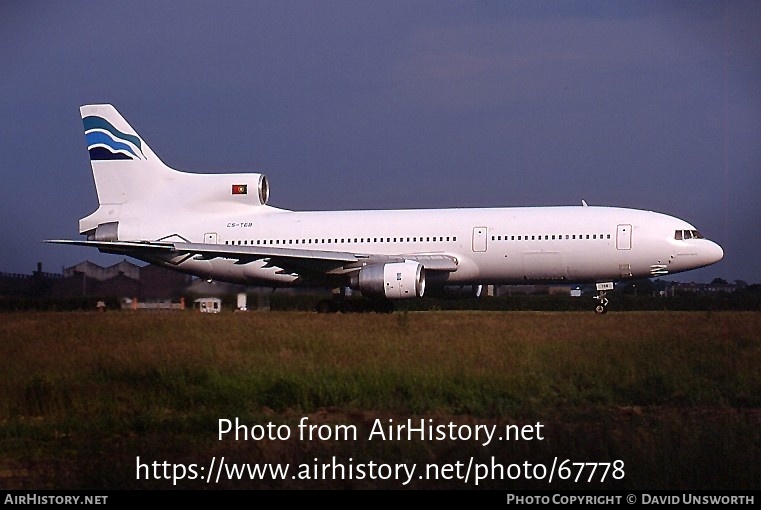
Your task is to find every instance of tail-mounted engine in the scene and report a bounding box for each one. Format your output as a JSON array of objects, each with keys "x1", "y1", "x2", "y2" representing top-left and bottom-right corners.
[
  {"x1": 352, "y1": 261, "x2": 425, "y2": 299},
  {"x1": 203, "y1": 173, "x2": 269, "y2": 206}
]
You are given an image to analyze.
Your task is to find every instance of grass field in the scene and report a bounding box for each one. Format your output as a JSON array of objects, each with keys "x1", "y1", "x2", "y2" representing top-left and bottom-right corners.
[{"x1": 1, "y1": 310, "x2": 759, "y2": 489}]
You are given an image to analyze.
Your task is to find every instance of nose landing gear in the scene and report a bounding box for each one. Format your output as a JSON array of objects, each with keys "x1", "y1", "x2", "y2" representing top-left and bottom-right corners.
[{"x1": 594, "y1": 282, "x2": 614, "y2": 314}]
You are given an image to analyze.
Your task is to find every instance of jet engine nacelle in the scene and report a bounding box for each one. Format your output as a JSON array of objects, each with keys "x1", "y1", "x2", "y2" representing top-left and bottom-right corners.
[
  {"x1": 354, "y1": 261, "x2": 425, "y2": 299},
  {"x1": 189, "y1": 173, "x2": 270, "y2": 207}
]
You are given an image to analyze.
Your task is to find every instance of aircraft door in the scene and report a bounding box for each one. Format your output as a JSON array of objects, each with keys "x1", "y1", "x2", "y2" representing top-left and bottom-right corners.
[
  {"x1": 616, "y1": 224, "x2": 632, "y2": 250},
  {"x1": 472, "y1": 227, "x2": 487, "y2": 252},
  {"x1": 204, "y1": 232, "x2": 218, "y2": 244}
]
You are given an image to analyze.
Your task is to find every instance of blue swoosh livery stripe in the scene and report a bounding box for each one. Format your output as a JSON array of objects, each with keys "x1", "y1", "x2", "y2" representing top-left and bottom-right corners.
[
  {"x1": 83, "y1": 116, "x2": 143, "y2": 152},
  {"x1": 82, "y1": 115, "x2": 145, "y2": 161},
  {"x1": 86, "y1": 131, "x2": 139, "y2": 159},
  {"x1": 88, "y1": 147, "x2": 133, "y2": 160}
]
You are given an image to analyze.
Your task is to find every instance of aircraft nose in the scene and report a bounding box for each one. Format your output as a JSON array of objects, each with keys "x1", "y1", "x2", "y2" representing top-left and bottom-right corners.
[{"x1": 704, "y1": 241, "x2": 724, "y2": 265}]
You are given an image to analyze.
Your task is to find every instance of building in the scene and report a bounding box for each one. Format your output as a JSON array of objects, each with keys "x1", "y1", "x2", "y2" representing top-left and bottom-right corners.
[
  {"x1": 194, "y1": 297, "x2": 222, "y2": 313},
  {"x1": 50, "y1": 260, "x2": 191, "y2": 299}
]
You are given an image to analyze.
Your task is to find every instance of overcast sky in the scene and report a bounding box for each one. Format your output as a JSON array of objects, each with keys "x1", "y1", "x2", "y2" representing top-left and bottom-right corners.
[{"x1": 1, "y1": 1, "x2": 759, "y2": 283}]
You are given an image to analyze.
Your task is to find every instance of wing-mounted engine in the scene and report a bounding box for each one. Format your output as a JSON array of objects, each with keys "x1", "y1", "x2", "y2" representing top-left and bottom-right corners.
[{"x1": 351, "y1": 261, "x2": 425, "y2": 299}]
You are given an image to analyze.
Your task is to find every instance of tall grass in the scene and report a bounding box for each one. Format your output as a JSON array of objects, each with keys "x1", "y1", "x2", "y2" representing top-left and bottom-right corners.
[{"x1": 1, "y1": 311, "x2": 759, "y2": 489}]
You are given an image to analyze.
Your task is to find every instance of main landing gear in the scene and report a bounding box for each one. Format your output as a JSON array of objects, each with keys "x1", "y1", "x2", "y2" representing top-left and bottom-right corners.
[
  {"x1": 315, "y1": 295, "x2": 394, "y2": 314},
  {"x1": 594, "y1": 282, "x2": 614, "y2": 314},
  {"x1": 315, "y1": 286, "x2": 396, "y2": 314}
]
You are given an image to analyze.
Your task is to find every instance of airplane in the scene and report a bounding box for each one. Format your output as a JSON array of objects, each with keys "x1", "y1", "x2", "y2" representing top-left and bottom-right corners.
[{"x1": 46, "y1": 104, "x2": 724, "y2": 313}]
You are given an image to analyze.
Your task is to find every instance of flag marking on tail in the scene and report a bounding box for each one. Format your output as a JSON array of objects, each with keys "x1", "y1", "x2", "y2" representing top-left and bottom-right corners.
[{"x1": 83, "y1": 115, "x2": 145, "y2": 161}]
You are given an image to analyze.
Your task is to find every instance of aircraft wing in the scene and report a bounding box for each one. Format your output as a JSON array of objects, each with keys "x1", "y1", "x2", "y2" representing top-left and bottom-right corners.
[
  {"x1": 44, "y1": 239, "x2": 459, "y2": 276},
  {"x1": 396, "y1": 254, "x2": 459, "y2": 271}
]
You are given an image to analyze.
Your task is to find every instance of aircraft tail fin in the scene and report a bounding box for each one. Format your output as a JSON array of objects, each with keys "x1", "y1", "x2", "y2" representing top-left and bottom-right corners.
[
  {"x1": 77, "y1": 104, "x2": 271, "y2": 241},
  {"x1": 82, "y1": 104, "x2": 155, "y2": 163},
  {"x1": 78, "y1": 104, "x2": 175, "y2": 237},
  {"x1": 80, "y1": 104, "x2": 170, "y2": 209}
]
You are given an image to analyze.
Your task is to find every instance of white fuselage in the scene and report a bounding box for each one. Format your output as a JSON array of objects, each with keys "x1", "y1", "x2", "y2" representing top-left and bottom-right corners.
[
  {"x1": 60, "y1": 104, "x2": 723, "y2": 299},
  {"x1": 134, "y1": 205, "x2": 723, "y2": 287}
]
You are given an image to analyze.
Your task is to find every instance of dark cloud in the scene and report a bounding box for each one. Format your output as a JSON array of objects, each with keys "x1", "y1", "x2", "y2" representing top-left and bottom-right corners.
[{"x1": 1, "y1": 0, "x2": 758, "y2": 282}]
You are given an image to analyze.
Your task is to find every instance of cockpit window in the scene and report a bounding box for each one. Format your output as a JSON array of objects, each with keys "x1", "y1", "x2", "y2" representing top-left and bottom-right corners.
[{"x1": 675, "y1": 229, "x2": 704, "y2": 240}]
